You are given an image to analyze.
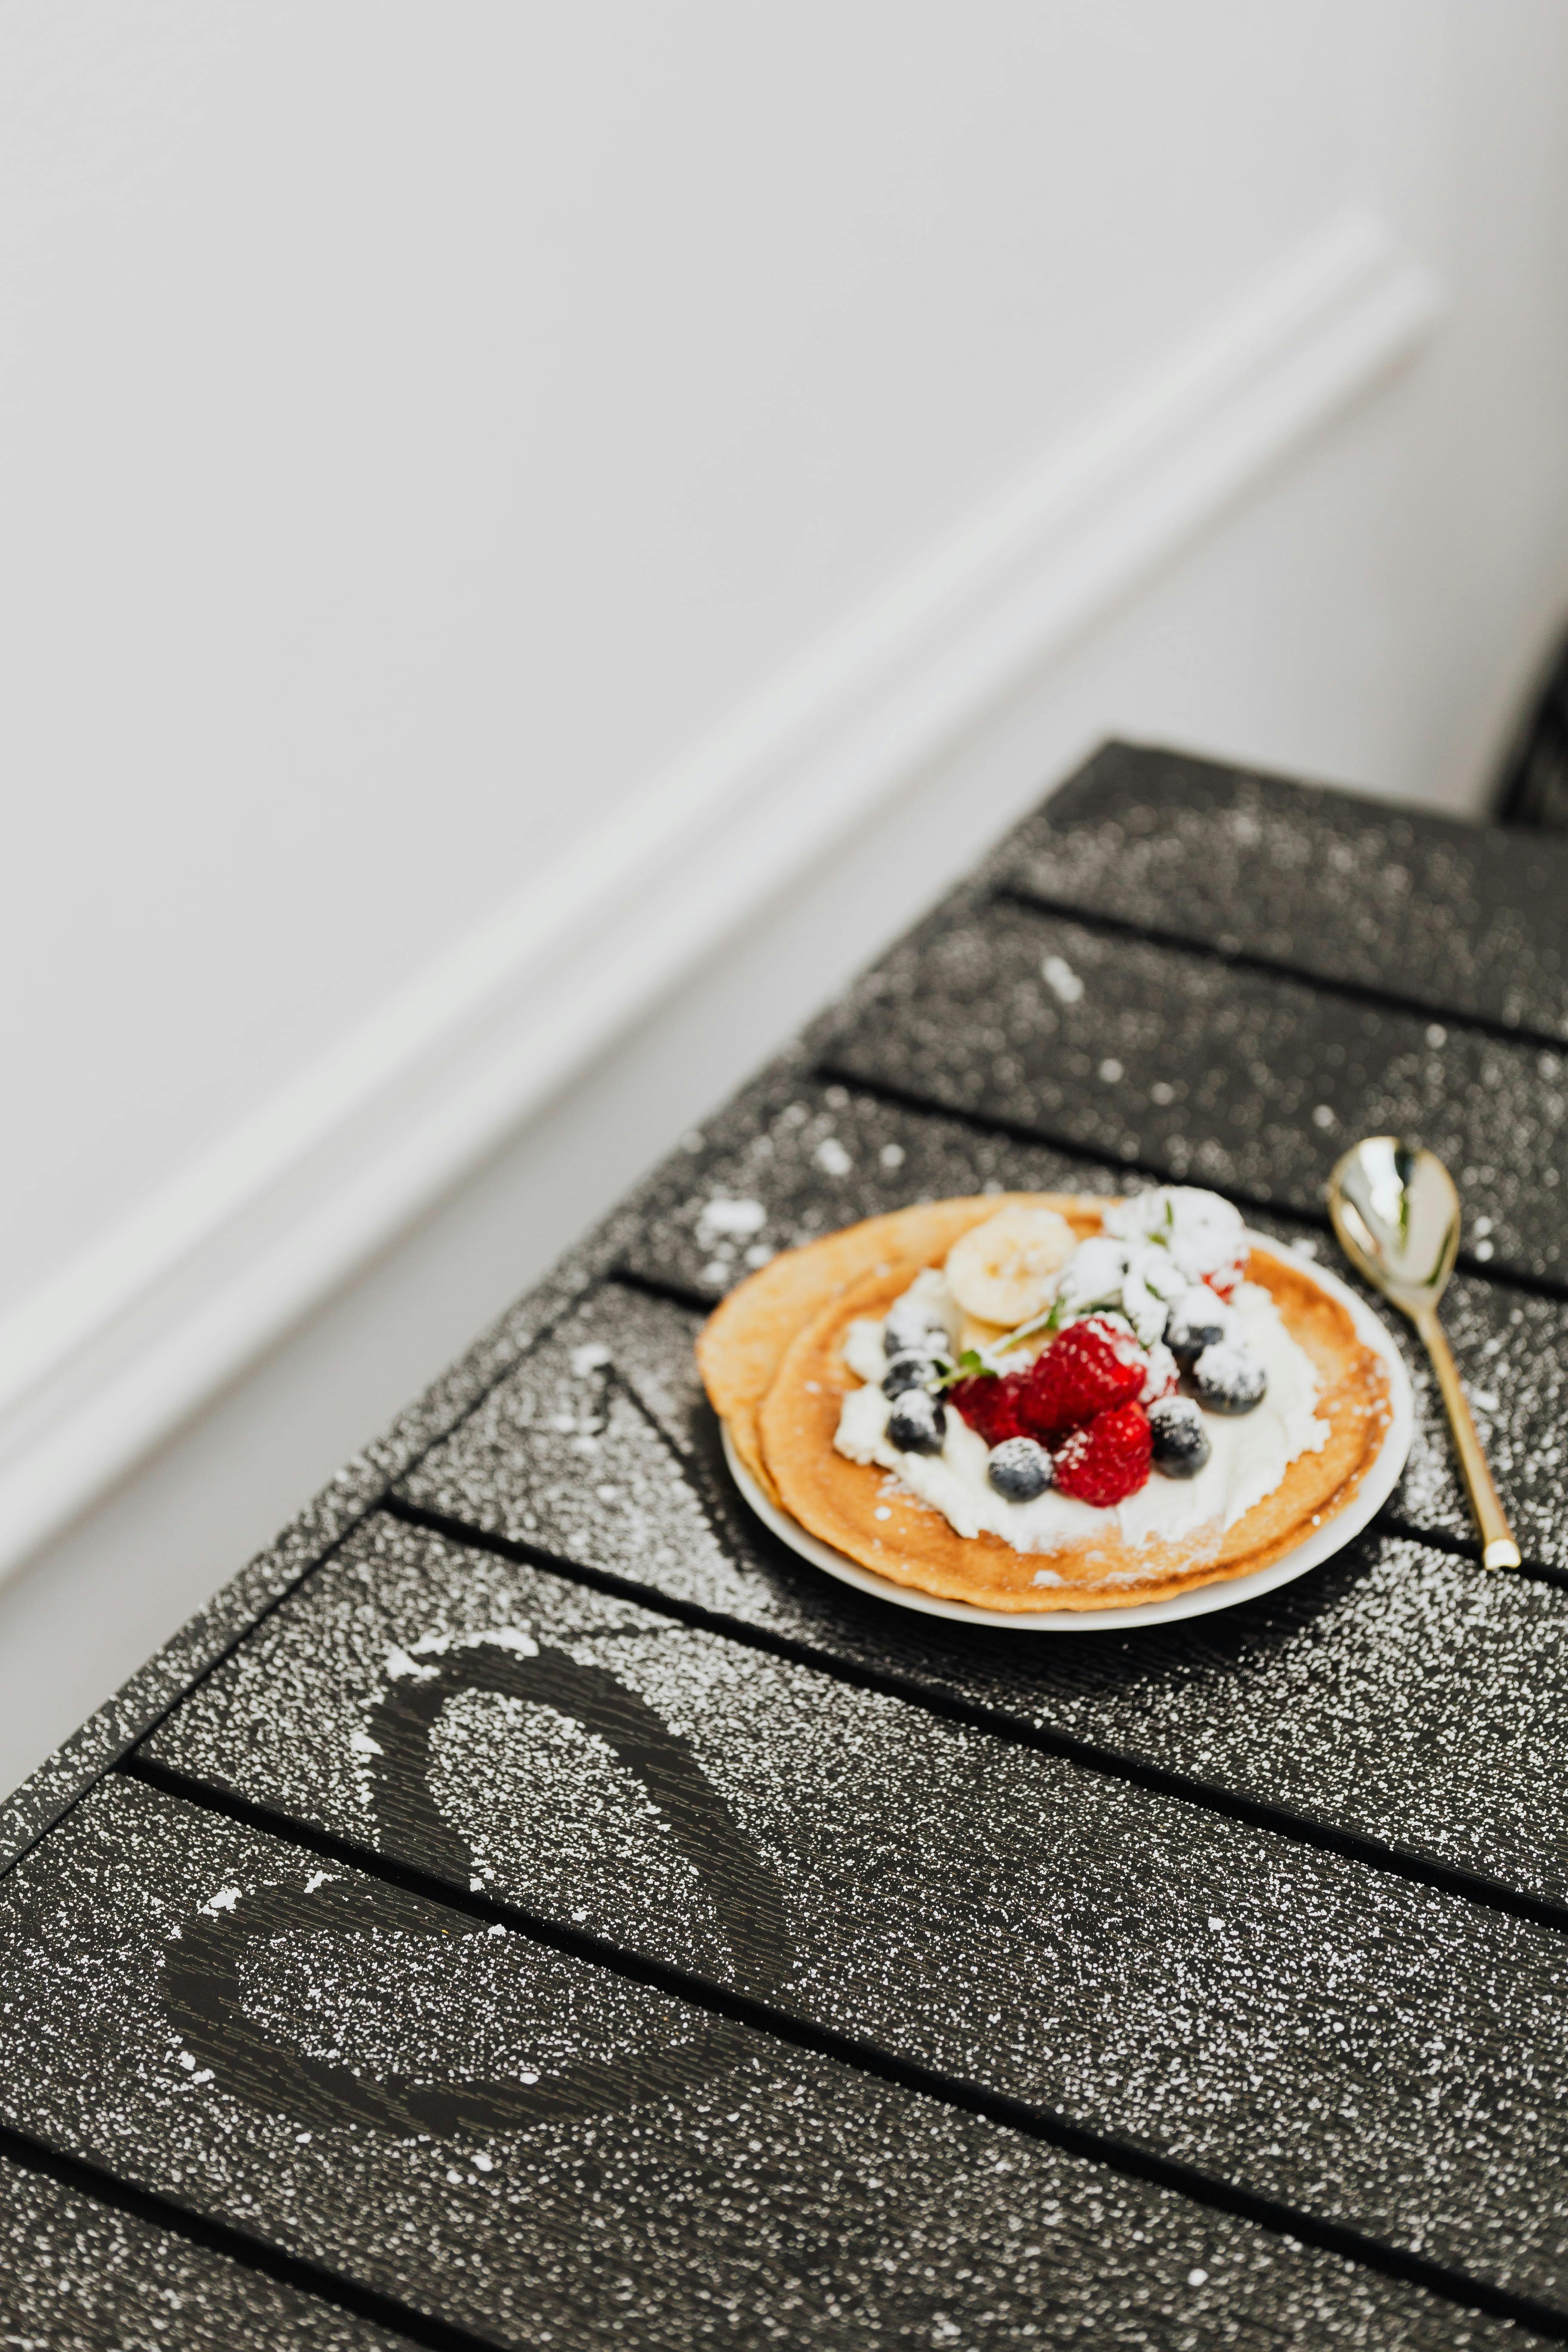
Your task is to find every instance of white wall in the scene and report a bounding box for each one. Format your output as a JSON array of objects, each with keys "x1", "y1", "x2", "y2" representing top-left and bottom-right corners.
[{"x1": 3, "y1": 1, "x2": 1568, "y2": 1796}]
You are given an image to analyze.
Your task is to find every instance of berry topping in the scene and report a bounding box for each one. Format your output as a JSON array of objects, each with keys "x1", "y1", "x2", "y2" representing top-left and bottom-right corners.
[
  {"x1": 1147, "y1": 1395, "x2": 1211, "y2": 1478},
  {"x1": 1138, "y1": 1340, "x2": 1179, "y2": 1404},
  {"x1": 1023, "y1": 1316, "x2": 1145, "y2": 1437},
  {"x1": 888, "y1": 1389, "x2": 947, "y2": 1455},
  {"x1": 1053, "y1": 1401, "x2": 1152, "y2": 1506},
  {"x1": 1189, "y1": 1340, "x2": 1266, "y2": 1415},
  {"x1": 948, "y1": 1370, "x2": 1030, "y2": 1446},
  {"x1": 987, "y1": 1436, "x2": 1054, "y2": 1502},
  {"x1": 1166, "y1": 1284, "x2": 1235, "y2": 1365},
  {"x1": 882, "y1": 1350, "x2": 940, "y2": 1400}
]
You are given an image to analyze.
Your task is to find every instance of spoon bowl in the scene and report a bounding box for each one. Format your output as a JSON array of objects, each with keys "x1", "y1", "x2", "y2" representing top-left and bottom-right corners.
[
  {"x1": 1327, "y1": 1136, "x2": 1460, "y2": 1316},
  {"x1": 1328, "y1": 1136, "x2": 1519, "y2": 1571}
]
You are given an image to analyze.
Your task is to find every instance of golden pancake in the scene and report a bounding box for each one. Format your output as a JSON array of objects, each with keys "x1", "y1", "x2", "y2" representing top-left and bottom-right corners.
[{"x1": 702, "y1": 1197, "x2": 1390, "y2": 1611}]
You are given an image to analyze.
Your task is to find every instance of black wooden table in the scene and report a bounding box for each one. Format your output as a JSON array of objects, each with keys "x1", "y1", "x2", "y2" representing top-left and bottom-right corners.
[{"x1": 5, "y1": 741, "x2": 1568, "y2": 2352}]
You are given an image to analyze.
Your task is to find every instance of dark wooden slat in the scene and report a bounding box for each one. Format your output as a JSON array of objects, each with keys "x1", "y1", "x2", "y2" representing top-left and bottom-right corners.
[
  {"x1": 0, "y1": 1776, "x2": 1507, "y2": 2352},
  {"x1": 815, "y1": 898, "x2": 1568, "y2": 1284},
  {"x1": 392, "y1": 1282, "x2": 1568, "y2": 1908},
  {"x1": 619, "y1": 1076, "x2": 1568, "y2": 1569},
  {"x1": 0, "y1": 1156, "x2": 674, "y2": 1879},
  {"x1": 0, "y1": 2153, "x2": 406, "y2": 2351},
  {"x1": 998, "y1": 741, "x2": 1568, "y2": 1042},
  {"x1": 142, "y1": 1514, "x2": 1568, "y2": 2314}
]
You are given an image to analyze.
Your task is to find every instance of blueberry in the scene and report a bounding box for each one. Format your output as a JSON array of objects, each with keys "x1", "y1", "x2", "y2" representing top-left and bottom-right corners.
[
  {"x1": 1166, "y1": 1283, "x2": 1234, "y2": 1365},
  {"x1": 987, "y1": 1436, "x2": 1054, "y2": 1501},
  {"x1": 882, "y1": 1350, "x2": 939, "y2": 1400},
  {"x1": 1189, "y1": 1341, "x2": 1266, "y2": 1415},
  {"x1": 888, "y1": 1389, "x2": 946, "y2": 1455},
  {"x1": 1148, "y1": 1396, "x2": 1211, "y2": 1477}
]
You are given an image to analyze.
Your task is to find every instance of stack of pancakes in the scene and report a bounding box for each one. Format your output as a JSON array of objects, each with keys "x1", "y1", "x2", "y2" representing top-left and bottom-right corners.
[{"x1": 697, "y1": 1195, "x2": 1390, "y2": 1612}]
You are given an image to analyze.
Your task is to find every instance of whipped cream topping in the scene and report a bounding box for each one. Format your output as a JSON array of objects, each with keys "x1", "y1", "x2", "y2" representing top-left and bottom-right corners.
[
  {"x1": 1042, "y1": 1187, "x2": 1248, "y2": 1347},
  {"x1": 1102, "y1": 1185, "x2": 1249, "y2": 1280},
  {"x1": 832, "y1": 1191, "x2": 1329, "y2": 1570}
]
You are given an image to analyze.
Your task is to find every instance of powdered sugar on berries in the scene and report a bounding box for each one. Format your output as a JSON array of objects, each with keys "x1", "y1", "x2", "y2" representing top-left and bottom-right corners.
[
  {"x1": 1054, "y1": 1402, "x2": 1153, "y2": 1506},
  {"x1": 831, "y1": 1190, "x2": 1329, "y2": 1554},
  {"x1": 1104, "y1": 1185, "x2": 1249, "y2": 1299},
  {"x1": 1022, "y1": 1317, "x2": 1145, "y2": 1434}
]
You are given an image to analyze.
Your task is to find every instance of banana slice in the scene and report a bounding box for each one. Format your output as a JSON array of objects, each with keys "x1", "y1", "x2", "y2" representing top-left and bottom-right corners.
[{"x1": 944, "y1": 1206, "x2": 1076, "y2": 1327}]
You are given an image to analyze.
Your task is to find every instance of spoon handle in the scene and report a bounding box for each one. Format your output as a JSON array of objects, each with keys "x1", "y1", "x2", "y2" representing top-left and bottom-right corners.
[{"x1": 1412, "y1": 1308, "x2": 1522, "y2": 1570}]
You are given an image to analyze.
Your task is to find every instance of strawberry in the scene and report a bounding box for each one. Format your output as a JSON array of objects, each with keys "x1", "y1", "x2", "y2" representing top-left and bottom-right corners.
[
  {"x1": 1022, "y1": 1317, "x2": 1145, "y2": 1437},
  {"x1": 1054, "y1": 1401, "x2": 1153, "y2": 1506},
  {"x1": 948, "y1": 1370, "x2": 1030, "y2": 1446}
]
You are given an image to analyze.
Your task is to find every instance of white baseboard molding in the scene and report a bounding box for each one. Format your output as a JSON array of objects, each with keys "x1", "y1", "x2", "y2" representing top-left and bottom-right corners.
[{"x1": 0, "y1": 208, "x2": 1443, "y2": 1582}]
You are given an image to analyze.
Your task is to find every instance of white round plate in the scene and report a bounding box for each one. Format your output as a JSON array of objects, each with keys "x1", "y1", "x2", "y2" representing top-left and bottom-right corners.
[{"x1": 720, "y1": 1235, "x2": 1413, "y2": 1632}]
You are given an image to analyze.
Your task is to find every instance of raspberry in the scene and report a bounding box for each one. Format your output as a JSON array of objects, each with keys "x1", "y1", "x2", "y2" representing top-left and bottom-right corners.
[
  {"x1": 1022, "y1": 1317, "x2": 1145, "y2": 1437},
  {"x1": 949, "y1": 1370, "x2": 1030, "y2": 1446},
  {"x1": 1054, "y1": 1402, "x2": 1153, "y2": 1506}
]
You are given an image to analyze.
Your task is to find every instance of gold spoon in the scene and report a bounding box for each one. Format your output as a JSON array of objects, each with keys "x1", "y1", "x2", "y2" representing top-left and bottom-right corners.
[{"x1": 1328, "y1": 1136, "x2": 1520, "y2": 1570}]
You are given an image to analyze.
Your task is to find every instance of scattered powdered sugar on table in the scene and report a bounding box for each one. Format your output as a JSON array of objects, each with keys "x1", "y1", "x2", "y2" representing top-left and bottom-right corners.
[
  {"x1": 1041, "y1": 954, "x2": 1084, "y2": 1004},
  {"x1": 6, "y1": 1771, "x2": 1484, "y2": 2346}
]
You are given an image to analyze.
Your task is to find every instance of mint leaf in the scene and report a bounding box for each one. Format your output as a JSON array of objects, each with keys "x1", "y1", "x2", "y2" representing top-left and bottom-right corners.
[{"x1": 999, "y1": 1297, "x2": 1066, "y2": 1351}]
